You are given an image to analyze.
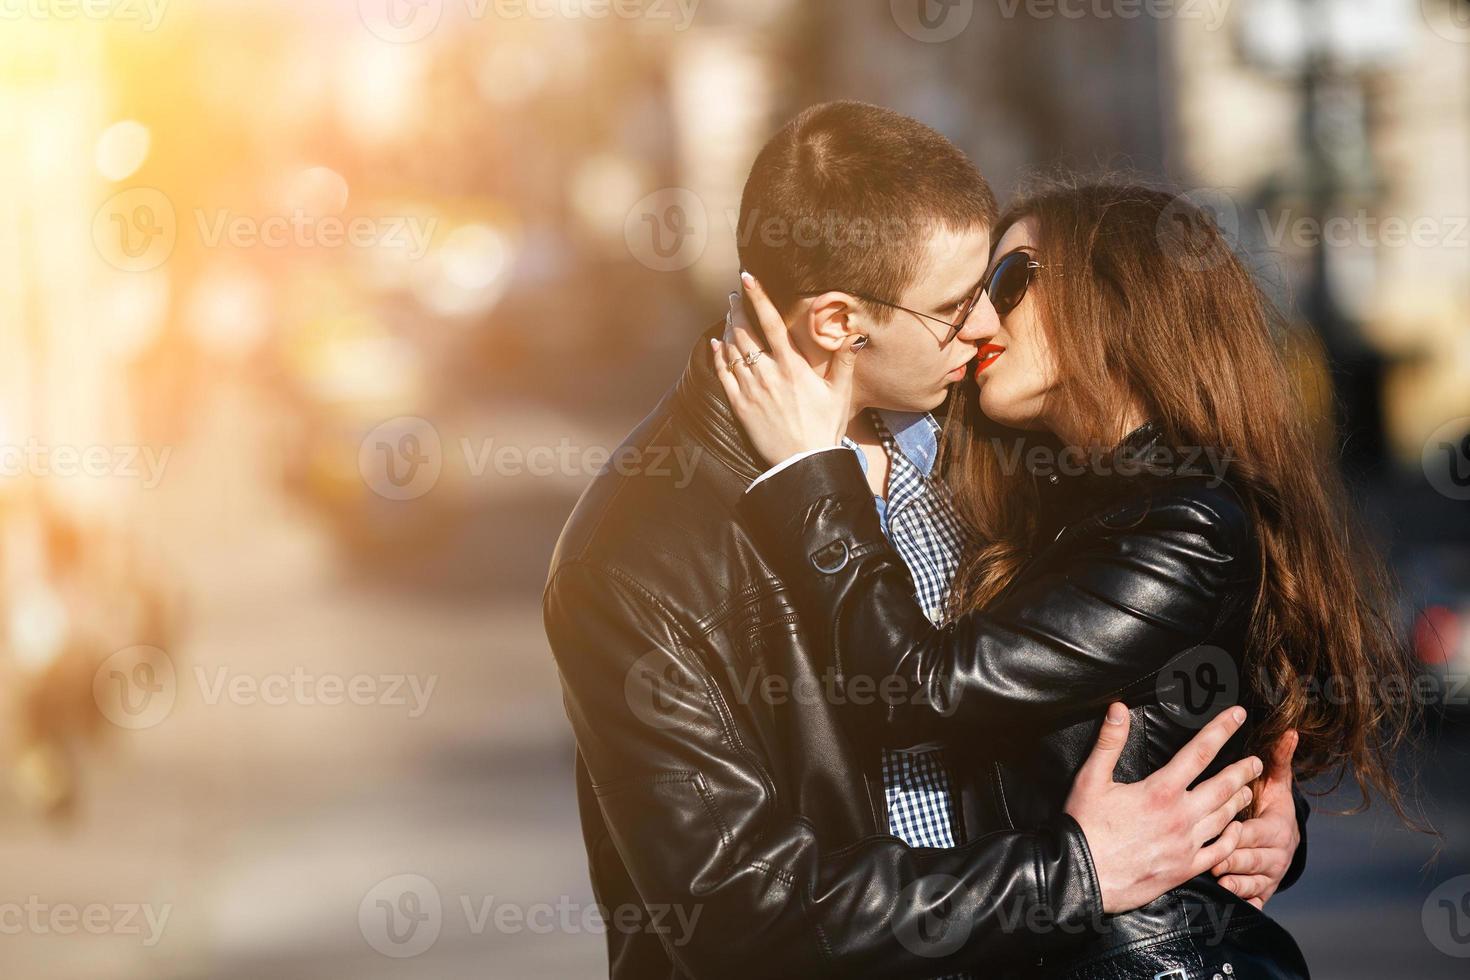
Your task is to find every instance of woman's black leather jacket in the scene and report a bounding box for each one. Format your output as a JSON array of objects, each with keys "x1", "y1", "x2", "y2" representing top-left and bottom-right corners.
[{"x1": 739, "y1": 421, "x2": 1311, "y2": 979}]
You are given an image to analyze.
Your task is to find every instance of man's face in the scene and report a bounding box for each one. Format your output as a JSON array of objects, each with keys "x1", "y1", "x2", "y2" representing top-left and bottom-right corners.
[{"x1": 851, "y1": 224, "x2": 995, "y2": 413}]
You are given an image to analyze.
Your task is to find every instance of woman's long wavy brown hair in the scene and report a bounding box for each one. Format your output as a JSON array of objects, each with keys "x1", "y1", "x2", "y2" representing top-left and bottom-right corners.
[{"x1": 942, "y1": 179, "x2": 1423, "y2": 824}]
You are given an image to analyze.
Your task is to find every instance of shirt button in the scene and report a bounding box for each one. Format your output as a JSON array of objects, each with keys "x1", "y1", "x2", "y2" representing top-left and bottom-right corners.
[{"x1": 1047, "y1": 474, "x2": 1059, "y2": 485}]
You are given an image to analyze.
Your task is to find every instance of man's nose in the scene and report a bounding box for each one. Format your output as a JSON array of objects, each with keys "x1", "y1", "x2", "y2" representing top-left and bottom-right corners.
[{"x1": 956, "y1": 292, "x2": 999, "y2": 344}]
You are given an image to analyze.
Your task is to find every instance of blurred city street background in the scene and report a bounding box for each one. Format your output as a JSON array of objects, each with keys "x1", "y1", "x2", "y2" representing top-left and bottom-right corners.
[{"x1": 2, "y1": 0, "x2": 1469, "y2": 976}]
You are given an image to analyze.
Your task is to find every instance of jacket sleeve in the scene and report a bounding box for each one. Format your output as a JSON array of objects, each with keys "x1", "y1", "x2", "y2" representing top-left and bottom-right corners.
[
  {"x1": 544, "y1": 558, "x2": 1102, "y2": 979},
  {"x1": 738, "y1": 449, "x2": 1255, "y2": 747}
]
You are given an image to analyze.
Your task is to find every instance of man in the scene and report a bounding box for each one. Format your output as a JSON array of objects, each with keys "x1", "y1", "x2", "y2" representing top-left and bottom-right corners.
[{"x1": 544, "y1": 101, "x2": 1304, "y2": 978}]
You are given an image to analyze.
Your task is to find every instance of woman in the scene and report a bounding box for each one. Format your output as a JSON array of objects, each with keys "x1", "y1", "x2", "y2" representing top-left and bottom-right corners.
[{"x1": 712, "y1": 183, "x2": 1421, "y2": 978}]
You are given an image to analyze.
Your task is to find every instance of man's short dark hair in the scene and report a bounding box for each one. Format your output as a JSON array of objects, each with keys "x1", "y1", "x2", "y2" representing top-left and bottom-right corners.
[{"x1": 737, "y1": 101, "x2": 997, "y2": 319}]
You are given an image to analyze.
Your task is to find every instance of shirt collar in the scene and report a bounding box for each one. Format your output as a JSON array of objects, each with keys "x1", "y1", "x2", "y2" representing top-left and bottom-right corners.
[
  {"x1": 877, "y1": 410, "x2": 941, "y2": 477},
  {"x1": 842, "y1": 409, "x2": 942, "y2": 479}
]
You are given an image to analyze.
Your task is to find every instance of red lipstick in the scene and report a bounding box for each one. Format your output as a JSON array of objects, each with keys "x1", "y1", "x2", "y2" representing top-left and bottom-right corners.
[{"x1": 975, "y1": 344, "x2": 1006, "y2": 377}]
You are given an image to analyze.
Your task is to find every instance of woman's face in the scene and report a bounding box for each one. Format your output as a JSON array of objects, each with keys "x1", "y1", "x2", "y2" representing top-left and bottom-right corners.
[{"x1": 971, "y1": 216, "x2": 1061, "y2": 432}]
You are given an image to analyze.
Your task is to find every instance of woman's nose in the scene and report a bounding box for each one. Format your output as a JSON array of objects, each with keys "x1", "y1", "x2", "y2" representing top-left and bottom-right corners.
[{"x1": 957, "y1": 292, "x2": 999, "y2": 344}]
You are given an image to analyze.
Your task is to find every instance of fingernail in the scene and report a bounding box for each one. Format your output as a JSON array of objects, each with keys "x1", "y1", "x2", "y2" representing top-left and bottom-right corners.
[
  {"x1": 1105, "y1": 703, "x2": 1125, "y2": 725},
  {"x1": 852, "y1": 335, "x2": 868, "y2": 351},
  {"x1": 1231, "y1": 706, "x2": 1247, "y2": 724},
  {"x1": 1252, "y1": 757, "x2": 1264, "y2": 776},
  {"x1": 740, "y1": 270, "x2": 754, "y2": 287}
]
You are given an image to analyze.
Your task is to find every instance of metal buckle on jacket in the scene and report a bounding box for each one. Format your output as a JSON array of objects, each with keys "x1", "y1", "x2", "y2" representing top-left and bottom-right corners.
[{"x1": 810, "y1": 540, "x2": 850, "y2": 573}]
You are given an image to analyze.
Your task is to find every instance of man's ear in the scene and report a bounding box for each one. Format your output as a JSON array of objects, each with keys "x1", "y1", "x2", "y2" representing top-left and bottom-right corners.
[{"x1": 796, "y1": 291, "x2": 862, "y2": 354}]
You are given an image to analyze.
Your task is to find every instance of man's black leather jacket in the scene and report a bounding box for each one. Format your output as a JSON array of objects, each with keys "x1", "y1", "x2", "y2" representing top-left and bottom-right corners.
[
  {"x1": 544, "y1": 329, "x2": 1104, "y2": 978},
  {"x1": 738, "y1": 421, "x2": 1310, "y2": 977}
]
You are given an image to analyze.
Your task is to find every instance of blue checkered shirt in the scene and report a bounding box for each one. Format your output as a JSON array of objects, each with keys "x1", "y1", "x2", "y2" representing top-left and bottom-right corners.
[
  {"x1": 845, "y1": 413, "x2": 975, "y2": 887},
  {"x1": 844, "y1": 410, "x2": 974, "y2": 979},
  {"x1": 755, "y1": 410, "x2": 974, "y2": 977}
]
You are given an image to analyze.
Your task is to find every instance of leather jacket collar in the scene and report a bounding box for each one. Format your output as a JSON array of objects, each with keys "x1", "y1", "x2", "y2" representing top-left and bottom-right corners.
[
  {"x1": 673, "y1": 322, "x2": 767, "y2": 484},
  {"x1": 1032, "y1": 419, "x2": 1170, "y2": 540}
]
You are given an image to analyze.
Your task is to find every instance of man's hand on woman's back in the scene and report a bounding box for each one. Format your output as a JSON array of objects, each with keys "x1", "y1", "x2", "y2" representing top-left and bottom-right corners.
[
  {"x1": 1065, "y1": 704, "x2": 1262, "y2": 914},
  {"x1": 1213, "y1": 729, "x2": 1303, "y2": 908}
]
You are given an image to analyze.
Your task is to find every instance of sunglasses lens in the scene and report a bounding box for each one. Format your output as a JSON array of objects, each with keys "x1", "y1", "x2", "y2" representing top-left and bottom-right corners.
[{"x1": 990, "y1": 253, "x2": 1033, "y2": 317}]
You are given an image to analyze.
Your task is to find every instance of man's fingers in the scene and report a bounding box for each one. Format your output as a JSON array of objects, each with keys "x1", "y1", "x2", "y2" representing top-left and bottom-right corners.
[
  {"x1": 740, "y1": 271, "x2": 796, "y2": 361},
  {"x1": 1199, "y1": 785, "x2": 1252, "y2": 843},
  {"x1": 1219, "y1": 874, "x2": 1274, "y2": 901},
  {"x1": 1266, "y1": 729, "x2": 1298, "y2": 784},
  {"x1": 1074, "y1": 703, "x2": 1131, "y2": 792},
  {"x1": 1192, "y1": 819, "x2": 1242, "y2": 877},
  {"x1": 1210, "y1": 833, "x2": 1267, "y2": 875},
  {"x1": 1157, "y1": 706, "x2": 1247, "y2": 792},
  {"x1": 1257, "y1": 729, "x2": 1299, "y2": 811},
  {"x1": 1252, "y1": 768, "x2": 1296, "y2": 824},
  {"x1": 1213, "y1": 846, "x2": 1276, "y2": 877},
  {"x1": 1191, "y1": 754, "x2": 1263, "y2": 818},
  {"x1": 1229, "y1": 810, "x2": 1283, "y2": 853}
]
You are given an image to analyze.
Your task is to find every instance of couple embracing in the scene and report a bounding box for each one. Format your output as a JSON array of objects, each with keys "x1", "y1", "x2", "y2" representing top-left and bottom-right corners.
[{"x1": 545, "y1": 101, "x2": 1416, "y2": 979}]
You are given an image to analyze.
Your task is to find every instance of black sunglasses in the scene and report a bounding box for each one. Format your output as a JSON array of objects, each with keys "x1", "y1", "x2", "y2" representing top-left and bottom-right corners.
[
  {"x1": 982, "y1": 248, "x2": 1044, "y2": 320},
  {"x1": 798, "y1": 248, "x2": 1043, "y2": 346}
]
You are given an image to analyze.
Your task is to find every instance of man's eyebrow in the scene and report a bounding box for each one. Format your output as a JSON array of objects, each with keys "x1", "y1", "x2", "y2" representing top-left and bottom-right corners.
[{"x1": 934, "y1": 273, "x2": 987, "y2": 313}]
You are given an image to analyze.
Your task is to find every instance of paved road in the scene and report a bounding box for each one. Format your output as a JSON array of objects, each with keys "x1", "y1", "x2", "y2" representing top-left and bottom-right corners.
[{"x1": 1268, "y1": 717, "x2": 1470, "y2": 979}]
